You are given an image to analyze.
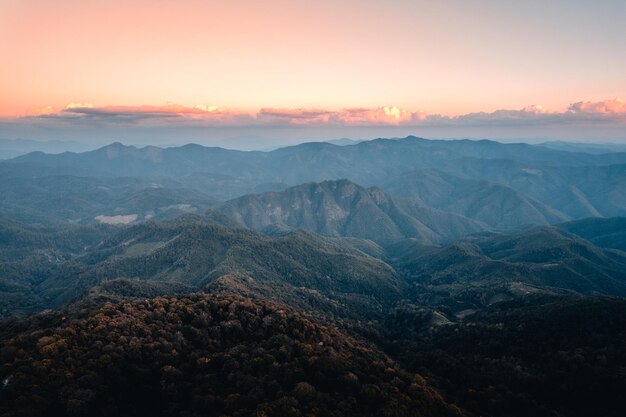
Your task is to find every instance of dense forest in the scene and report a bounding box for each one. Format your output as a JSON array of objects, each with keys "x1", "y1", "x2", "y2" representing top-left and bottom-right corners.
[{"x1": 0, "y1": 294, "x2": 462, "y2": 417}]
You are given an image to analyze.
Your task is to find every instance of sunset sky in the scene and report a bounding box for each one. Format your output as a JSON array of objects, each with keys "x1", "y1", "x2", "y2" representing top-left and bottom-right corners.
[{"x1": 1, "y1": 0, "x2": 625, "y2": 148}]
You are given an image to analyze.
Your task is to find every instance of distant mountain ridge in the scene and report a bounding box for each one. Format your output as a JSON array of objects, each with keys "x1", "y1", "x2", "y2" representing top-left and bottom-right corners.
[
  {"x1": 7, "y1": 137, "x2": 626, "y2": 181},
  {"x1": 0, "y1": 138, "x2": 98, "y2": 159},
  {"x1": 2, "y1": 136, "x2": 625, "y2": 230},
  {"x1": 218, "y1": 179, "x2": 487, "y2": 244}
]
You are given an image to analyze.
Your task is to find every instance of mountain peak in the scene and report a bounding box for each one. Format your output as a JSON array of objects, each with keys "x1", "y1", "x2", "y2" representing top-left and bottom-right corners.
[
  {"x1": 219, "y1": 179, "x2": 485, "y2": 244},
  {"x1": 100, "y1": 141, "x2": 131, "y2": 150}
]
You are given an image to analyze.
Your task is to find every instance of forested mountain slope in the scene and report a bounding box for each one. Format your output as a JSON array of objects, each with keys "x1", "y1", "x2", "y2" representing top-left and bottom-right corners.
[{"x1": 0, "y1": 293, "x2": 463, "y2": 417}]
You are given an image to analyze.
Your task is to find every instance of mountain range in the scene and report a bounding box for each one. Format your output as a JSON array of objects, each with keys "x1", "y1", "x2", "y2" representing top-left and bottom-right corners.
[
  {"x1": 2, "y1": 137, "x2": 626, "y2": 417},
  {"x1": 2, "y1": 136, "x2": 625, "y2": 233}
]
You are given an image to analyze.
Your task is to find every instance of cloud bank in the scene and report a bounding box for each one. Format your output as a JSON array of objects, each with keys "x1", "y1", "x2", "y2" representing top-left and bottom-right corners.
[
  {"x1": 14, "y1": 99, "x2": 624, "y2": 128},
  {"x1": 1, "y1": 99, "x2": 624, "y2": 148}
]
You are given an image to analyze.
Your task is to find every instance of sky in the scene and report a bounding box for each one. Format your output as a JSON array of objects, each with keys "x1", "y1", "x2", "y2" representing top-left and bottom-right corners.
[{"x1": 0, "y1": 0, "x2": 625, "y2": 149}]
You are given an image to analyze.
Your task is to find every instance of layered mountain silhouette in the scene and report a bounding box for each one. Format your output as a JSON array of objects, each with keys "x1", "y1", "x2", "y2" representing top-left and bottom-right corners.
[
  {"x1": 3, "y1": 137, "x2": 625, "y2": 230},
  {"x1": 434, "y1": 158, "x2": 626, "y2": 219},
  {"x1": 7, "y1": 137, "x2": 626, "y2": 181},
  {"x1": 382, "y1": 169, "x2": 569, "y2": 229}
]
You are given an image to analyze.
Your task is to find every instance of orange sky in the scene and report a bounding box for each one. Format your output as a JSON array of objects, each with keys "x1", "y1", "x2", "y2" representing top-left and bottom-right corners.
[{"x1": 1, "y1": 0, "x2": 625, "y2": 119}]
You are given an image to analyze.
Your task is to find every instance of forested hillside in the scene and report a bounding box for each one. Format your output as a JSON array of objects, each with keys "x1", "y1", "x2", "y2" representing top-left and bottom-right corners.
[{"x1": 0, "y1": 293, "x2": 463, "y2": 417}]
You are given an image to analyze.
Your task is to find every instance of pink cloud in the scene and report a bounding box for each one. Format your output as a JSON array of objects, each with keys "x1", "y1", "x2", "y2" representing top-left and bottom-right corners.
[
  {"x1": 257, "y1": 108, "x2": 334, "y2": 125},
  {"x1": 520, "y1": 104, "x2": 547, "y2": 114},
  {"x1": 257, "y1": 106, "x2": 422, "y2": 126},
  {"x1": 568, "y1": 98, "x2": 625, "y2": 114},
  {"x1": 333, "y1": 107, "x2": 415, "y2": 125},
  {"x1": 11, "y1": 99, "x2": 626, "y2": 129}
]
